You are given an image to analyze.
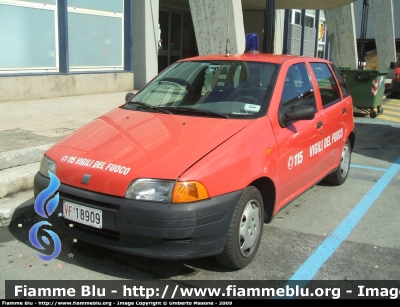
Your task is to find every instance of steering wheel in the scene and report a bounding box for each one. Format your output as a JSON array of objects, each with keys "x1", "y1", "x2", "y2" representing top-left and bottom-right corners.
[
  {"x1": 159, "y1": 78, "x2": 194, "y2": 93},
  {"x1": 234, "y1": 96, "x2": 260, "y2": 104}
]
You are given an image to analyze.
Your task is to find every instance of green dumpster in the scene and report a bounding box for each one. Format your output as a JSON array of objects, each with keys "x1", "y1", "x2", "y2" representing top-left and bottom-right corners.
[{"x1": 346, "y1": 69, "x2": 389, "y2": 118}]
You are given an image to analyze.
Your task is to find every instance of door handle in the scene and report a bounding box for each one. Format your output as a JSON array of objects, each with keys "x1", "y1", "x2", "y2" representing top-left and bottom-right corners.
[
  {"x1": 342, "y1": 108, "x2": 347, "y2": 114},
  {"x1": 316, "y1": 121, "x2": 323, "y2": 129}
]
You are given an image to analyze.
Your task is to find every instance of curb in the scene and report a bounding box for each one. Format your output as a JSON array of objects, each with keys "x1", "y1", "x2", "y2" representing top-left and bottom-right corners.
[
  {"x1": 0, "y1": 189, "x2": 35, "y2": 227},
  {"x1": 0, "y1": 162, "x2": 40, "y2": 198},
  {"x1": 0, "y1": 144, "x2": 52, "y2": 171}
]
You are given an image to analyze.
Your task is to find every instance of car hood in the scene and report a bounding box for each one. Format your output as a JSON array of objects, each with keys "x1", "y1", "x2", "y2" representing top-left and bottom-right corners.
[{"x1": 46, "y1": 108, "x2": 254, "y2": 196}]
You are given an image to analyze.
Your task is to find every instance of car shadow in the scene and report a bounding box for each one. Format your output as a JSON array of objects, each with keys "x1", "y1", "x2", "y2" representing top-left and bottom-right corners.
[
  {"x1": 352, "y1": 121, "x2": 400, "y2": 164},
  {"x1": 6, "y1": 214, "x2": 231, "y2": 280}
]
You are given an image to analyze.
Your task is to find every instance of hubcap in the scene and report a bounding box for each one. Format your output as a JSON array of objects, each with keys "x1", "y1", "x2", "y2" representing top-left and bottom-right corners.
[
  {"x1": 239, "y1": 200, "x2": 261, "y2": 257},
  {"x1": 340, "y1": 143, "x2": 350, "y2": 178}
]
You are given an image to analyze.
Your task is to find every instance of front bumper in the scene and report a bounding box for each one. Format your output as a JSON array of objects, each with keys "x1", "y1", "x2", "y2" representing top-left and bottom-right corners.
[{"x1": 34, "y1": 172, "x2": 241, "y2": 260}]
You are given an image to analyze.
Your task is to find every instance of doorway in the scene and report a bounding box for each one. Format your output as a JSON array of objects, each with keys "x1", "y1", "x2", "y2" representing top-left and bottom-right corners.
[{"x1": 158, "y1": 10, "x2": 198, "y2": 72}]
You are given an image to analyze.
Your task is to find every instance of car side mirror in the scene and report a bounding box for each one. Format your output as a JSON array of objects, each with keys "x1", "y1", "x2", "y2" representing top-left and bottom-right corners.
[
  {"x1": 125, "y1": 92, "x2": 136, "y2": 102},
  {"x1": 390, "y1": 62, "x2": 395, "y2": 69},
  {"x1": 285, "y1": 105, "x2": 316, "y2": 122}
]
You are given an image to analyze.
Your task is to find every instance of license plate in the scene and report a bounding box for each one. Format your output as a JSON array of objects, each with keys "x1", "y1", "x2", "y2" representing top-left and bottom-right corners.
[{"x1": 63, "y1": 201, "x2": 102, "y2": 229}]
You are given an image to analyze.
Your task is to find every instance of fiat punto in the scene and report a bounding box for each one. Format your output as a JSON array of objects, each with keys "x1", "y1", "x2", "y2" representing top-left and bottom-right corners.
[{"x1": 34, "y1": 40, "x2": 355, "y2": 269}]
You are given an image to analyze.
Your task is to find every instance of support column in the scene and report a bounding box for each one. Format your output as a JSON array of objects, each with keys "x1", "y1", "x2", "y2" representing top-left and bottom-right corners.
[
  {"x1": 370, "y1": 0, "x2": 396, "y2": 78},
  {"x1": 188, "y1": 0, "x2": 245, "y2": 55},
  {"x1": 58, "y1": 0, "x2": 69, "y2": 74},
  {"x1": 325, "y1": 3, "x2": 358, "y2": 68},
  {"x1": 264, "y1": 0, "x2": 276, "y2": 54},
  {"x1": 132, "y1": 0, "x2": 159, "y2": 89},
  {"x1": 274, "y1": 9, "x2": 286, "y2": 54}
]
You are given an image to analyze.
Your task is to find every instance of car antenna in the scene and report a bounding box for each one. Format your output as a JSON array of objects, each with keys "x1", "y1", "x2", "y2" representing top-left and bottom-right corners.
[{"x1": 225, "y1": 0, "x2": 230, "y2": 57}]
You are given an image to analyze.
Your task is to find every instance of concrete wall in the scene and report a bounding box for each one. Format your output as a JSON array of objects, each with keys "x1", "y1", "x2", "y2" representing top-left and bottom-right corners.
[
  {"x1": 370, "y1": 0, "x2": 396, "y2": 78},
  {"x1": 325, "y1": 4, "x2": 358, "y2": 68},
  {"x1": 188, "y1": 0, "x2": 245, "y2": 55},
  {"x1": 0, "y1": 73, "x2": 134, "y2": 102},
  {"x1": 353, "y1": 0, "x2": 400, "y2": 40}
]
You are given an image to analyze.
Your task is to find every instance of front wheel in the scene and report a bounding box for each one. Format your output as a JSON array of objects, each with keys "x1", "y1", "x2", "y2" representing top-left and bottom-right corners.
[
  {"x1": 216, "y1": 186, "x2": 264, "y2": 269},
  {"x1": 325, "y1": 139, "x2": 352, "y2": 185}
]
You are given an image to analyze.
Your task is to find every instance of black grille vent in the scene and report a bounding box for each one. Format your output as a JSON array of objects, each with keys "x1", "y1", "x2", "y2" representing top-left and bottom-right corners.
[{"x1": 81, "y1": 174, "x2": 91, "y2": 184}]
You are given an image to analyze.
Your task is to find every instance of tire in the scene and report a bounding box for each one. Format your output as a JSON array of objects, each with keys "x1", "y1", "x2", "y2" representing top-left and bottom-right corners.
[
  {"x1": 325, "y1": 139, "x2": 352, "y2": 185},
  {"x1": 216, "y1": 186, "x2": 264, "y2": 269},
  {"x1": 370, "y1": 109, "x2": 377, "y2": 118}
]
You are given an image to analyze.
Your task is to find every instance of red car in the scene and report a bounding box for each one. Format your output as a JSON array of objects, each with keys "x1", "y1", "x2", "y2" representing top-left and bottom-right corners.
[
  {"x1": 34, "y1": 42, "x2": 355, "y2": 269},
  {"x1": 390, "y1": 54, "x2": 400, "y2": 97}
]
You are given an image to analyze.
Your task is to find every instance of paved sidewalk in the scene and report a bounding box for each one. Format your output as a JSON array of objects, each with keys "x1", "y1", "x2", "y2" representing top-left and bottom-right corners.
[{"x1": 0, "y1": 91, "x2": 133, "y2": 225}]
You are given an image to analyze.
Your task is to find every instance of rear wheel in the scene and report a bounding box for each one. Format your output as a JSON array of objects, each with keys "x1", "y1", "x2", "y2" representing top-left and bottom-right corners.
[
  {"x1": 325, "y1": 139, "x2": 351, "y2": 185},
  {"x1": 216, "y1": 186, "x2": 264, "y2": 269}
]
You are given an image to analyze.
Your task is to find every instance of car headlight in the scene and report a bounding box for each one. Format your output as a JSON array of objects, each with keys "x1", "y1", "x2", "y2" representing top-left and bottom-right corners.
[
  {"x1": 125, "y1": 179, "x2": 175, "y2": 202},
  {"x1": 39, "y1": 156, "x2": 56, "y2": 178},
  {"x1": 125, "y1": 179, "x2": 209, "y2": 203}
]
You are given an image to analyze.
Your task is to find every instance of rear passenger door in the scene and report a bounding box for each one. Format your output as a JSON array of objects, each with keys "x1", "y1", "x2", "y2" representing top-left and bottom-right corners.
[{"x1": 309, "y1": 62, "x2": 350, "y2": 174}]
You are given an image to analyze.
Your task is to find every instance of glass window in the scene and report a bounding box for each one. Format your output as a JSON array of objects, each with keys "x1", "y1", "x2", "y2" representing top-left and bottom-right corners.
[
  {"x1": 182, "y1": 13, "x2": 197, "y2": 59},
  {"x1": 68, "y1": 13, "x2": 123, "y2": 68},
  {"x1": 67, "y1": 0, "x2": 123, "y2": 70},
  {"x1": 310, "y1": 63, "x2": 342, "y2": 107},
  {"x1": 305, "y1": 15, "x2": 314, "y2": 28},
  {"x1": 17, "y1": 0, "x2": 56, "y2": 4},
  {"x1": 281, "y1": 63, "x2": 316, "y2": 112},
  {"x1": 0, "y1": 3, "x2": 57, "y2": 72},
  {"x1": 331, "y1": 64, "x2": 350, "y2": 98},
  {"x1": 170, "y1": 13, "x2": 181, "y2": 51},
  {"x1": 293, "y1": 10, "x2": 301, "y2": 25},
  {"x1": 68, "y1": 0, "x2": 123, "y2": 13}
]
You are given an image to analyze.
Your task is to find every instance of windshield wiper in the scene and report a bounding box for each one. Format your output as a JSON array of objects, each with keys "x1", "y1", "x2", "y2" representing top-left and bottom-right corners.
[
  {"x1": 126, "y1": 101, "x2": 171, "y2": 114},
  {"x1": 161, "y1": 107, "x2": 229, "y2": 118}
]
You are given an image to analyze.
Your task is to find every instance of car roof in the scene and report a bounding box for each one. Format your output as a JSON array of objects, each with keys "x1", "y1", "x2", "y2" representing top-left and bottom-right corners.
[{"x1": 179, "y1": 53, "x2": 331, "y2": 65}]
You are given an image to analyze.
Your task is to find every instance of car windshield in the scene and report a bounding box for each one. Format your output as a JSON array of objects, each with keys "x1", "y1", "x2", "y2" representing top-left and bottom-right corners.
[{"x1": 123, "y1": 60, "x2": 279, "y2": 119}]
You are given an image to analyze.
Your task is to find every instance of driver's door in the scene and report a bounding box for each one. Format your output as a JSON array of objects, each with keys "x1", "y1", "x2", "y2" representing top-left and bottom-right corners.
[{"x1": 274, "y1": 63, "x2": 325, "y2": 206}]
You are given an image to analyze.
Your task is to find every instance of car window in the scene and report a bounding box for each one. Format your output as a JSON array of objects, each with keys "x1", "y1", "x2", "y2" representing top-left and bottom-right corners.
[
  {"x1": 330, "y1": 64, "x2": 350, "y2": 98},
  {"x1": 280, "y1": 63, "x2": 316, "y2": 113},
  {"x1": 123, "y1": 61, "x2": 279, "y2": 119},
  {"x1": 310, "y1": 63, "x2": 341, "y2": 108}
]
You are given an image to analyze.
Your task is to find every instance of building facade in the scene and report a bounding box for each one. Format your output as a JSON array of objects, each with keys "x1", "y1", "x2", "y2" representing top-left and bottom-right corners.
[{"x1": 2, "y1": 0, "x2": 392, "y2": 102}]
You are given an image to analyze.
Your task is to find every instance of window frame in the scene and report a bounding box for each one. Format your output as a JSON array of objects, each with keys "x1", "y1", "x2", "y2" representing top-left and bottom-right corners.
[
  {"x1": 0, "y1": 0, "x2": 59, "y2": 74},
  {"x1": 67, "y1": 3, "x2": 124, "y2": 71},
  {"x1": 291, "y1": 10, "x2": 301, "y2": 25}
]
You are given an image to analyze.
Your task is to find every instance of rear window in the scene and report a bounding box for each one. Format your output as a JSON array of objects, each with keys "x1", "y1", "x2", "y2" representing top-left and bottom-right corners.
[
  {"x1": 331, "y1": 64, "x2": 350, "y2": 98},
  {"x1": 310, "y1": 62, "x2": 342, "y2": 108}
]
